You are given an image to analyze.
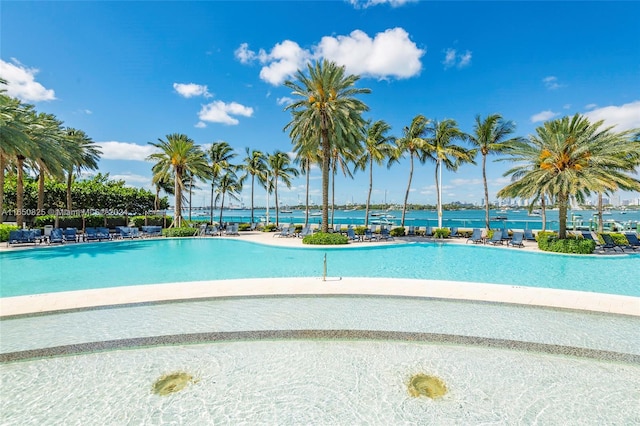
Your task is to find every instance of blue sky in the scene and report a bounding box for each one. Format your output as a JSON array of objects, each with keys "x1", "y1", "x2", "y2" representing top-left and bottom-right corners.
[{"x1": 2, "y1": 0, "x2": 639, "y2": 208}]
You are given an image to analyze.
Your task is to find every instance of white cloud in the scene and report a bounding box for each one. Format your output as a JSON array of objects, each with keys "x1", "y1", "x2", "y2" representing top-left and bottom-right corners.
[
  {"x1": 173, "y1": 82, "x2": 212, "y2": 98},
  {"x1": 542, "y1": 76, "x2": 563, "y2": 90},
  {"x1": 0, "y1": 58, "x2": 56, "y2": 102},
  {"x1": 98, "y1": 141, "x2": 158, "y2": 161},
  {"x1": 584, "y1": 101, "x2": 640, "y2": 131},
  {"x1": 236, "y1": 27, "x2": 424, "y2": 85},
  {"x1": 450, "y1": 178, "x2": 483, "y2": 186},
  {"x1": 277, "y1": 96, "x2": 294, "y2": 106},
  {"x1": 584, "y1": 103, "x2": 597, "y2": 110},
  {"x1": 530, "y1": 110, "x2": 559, "y2": 123},
  {"x1": 348, "y1": 0, "x2": 417, "y2": 9},
  {"x1": 195, "y1": 121, "x2": 207, "y2": 128},
  {"x1": 258, "y1": 40, "x2": 311, "y2": 85},
  {"x1": 442, "y1": 48, "x2": 472, "y2": 69},
  {"x1": 563, "y1": 104, "x2": 572, "y2": 110},
  {"x1": 317, "y1": 28, "x2": 424, "y2": 79},
  {"x1": 110, "y1": 173, "x2": 152, "y2": 187},
  {"x1": 198, "y1": 100, "x2": 253, "y2": 125}
]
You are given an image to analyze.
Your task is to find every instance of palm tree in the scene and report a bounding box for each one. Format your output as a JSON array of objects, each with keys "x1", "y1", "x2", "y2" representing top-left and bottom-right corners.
[
  {"x1": 355, "y1": 120, "x2": 394, "y2": 226},
  {"x1": 330, "y1": 141, "x2": 360, "y2": 226},
  {"x1": 216, "y1": 171, "x2": 242, "y2": 225},
  {"x1": 284, "y1": 59, "x2": 370, "y2": 232},
  {"x1": 240, "y1": 148, "x2": 267, "y2": 225},
  {"x1": 267, "y1": 150, "x2": 299, "y2": 227},
  {"x1": 467, "y1": 114, "x2": 524, "y2": 231},
  {"x1": 31, "y1": 113, "x2": 69, "y2": 212},
  {"x1": 64, "y1": 128, "x2": 101, "y2": 210},
  {"x1": 424, "y1": 119, "x2": 476, "y2": 229},
  {"x1": 388, "y1": 114, "x2": 430, "y2": 227},
  {"x1": 499, "y1": 114, "x2": 640, "y2": 239},
  {"x1": 147, "y1": 133, "x2": 210, "y2": 227},
  {"x1": 208, "y1": 142, "x2": 237, "y2": 224}
]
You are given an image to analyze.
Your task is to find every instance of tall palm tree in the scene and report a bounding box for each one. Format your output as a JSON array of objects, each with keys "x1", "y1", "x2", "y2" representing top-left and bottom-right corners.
[
  {"x1": 284, "y1": 59, "x2": 370, "y2": 232},
  {"x1": 64, "y1": 128, "x2": 101, "y2": 210},
  {"x1": 240, "y1": 148, "x2": 267, "y2": 224},
  {"x1": 31, "y1": 113, "x2": 69, "y2": 212},
  {"x1": 208, "y1": 141, "x2": 237, "y2": 224},
  {"x1": 467, "y1": 114, "x2": 524, "y2": 231},
  {"x1": 424, "y1": 119, "x2": 476, "y2": 229},
  {"x1": 267, "y1": 150, "x2": 299, "y2": 227},
  {"x1": 330, "y1": 141, "x2": 360, "y2": 226},
  {"x1": 216, "y1": 171, "x2": 242, "y2": 225},
  {"x1": 147, "y1": 133, "x2": 210, "y2": 227},
  {"x1": 355, "y1": 120, "x2": 394, "y2": 226},
  {"x1": 499, "y1": 114, "x2": 640, "y2": 239},
  {"x1": 388, "y1": 114, "x2": 430, "y2": 227}
]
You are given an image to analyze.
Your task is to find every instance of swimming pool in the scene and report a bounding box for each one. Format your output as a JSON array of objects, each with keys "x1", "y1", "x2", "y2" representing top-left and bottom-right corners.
[{"x1": 1, "y1": 238, "x2": 638, "y2": 297}]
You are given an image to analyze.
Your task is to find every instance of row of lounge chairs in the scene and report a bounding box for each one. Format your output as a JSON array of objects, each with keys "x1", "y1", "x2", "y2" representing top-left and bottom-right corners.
[
  {"x1": 580, "y1": 231, "x2": 640, "y2": 252},
  {"x1": 199, "y1": 223, "x2": 240, "y2": 237},
  {"x1": 465, "y1": 228, "x2": 529, "y2": 248}
]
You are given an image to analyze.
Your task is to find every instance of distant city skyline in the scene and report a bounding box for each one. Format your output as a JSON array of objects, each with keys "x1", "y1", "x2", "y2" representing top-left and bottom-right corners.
[{"x1": 2, "y1": 1, "x2": 639, "y2": 207}]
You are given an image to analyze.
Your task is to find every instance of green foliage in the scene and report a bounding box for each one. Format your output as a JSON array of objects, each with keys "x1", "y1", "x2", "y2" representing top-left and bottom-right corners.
[
  {"x1": 162, "y1": 227, "x2": 197, "y2": 237},
  {"x1": 433, "y1": 228, "x2": 451, "y2": 238},
  {"x1": 302, "y1": 232, "x2": 349, "y2": 245},
  {"x1": 238, "y1": 223, "x2": 251, "y2": 231},
  {"x1": 131, "y1": 215, "x2": 171, "y2": 228},
  {"x1": 262, "y1": 224, "x2": 278, "y2": 232},
  {"x1": 390, "y1": 227, "x2": 405, "y2": 237},
  {"x1": 537, "y1": 232, "x2": 595, "y2": 254},
  {"x1": 599, "y1": 232, "x2": 629, "y2": 246},
  {"x1": 354, "y1": 226, "x2": 367, "y2": 236},
  {"x1": 0, "y1": 224, "x2": 19, "y2": 242},
  {"x1": 294, "y1": 224, "x2": 303, "y2": 233}
]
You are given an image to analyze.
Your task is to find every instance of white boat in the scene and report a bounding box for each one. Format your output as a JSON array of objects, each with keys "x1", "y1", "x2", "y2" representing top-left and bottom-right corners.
[
  {"x1": 310, "y1": 211, "x2": 322, "y2": 217},
  {"x1": 528, "y1": 209, "x2": 541, "y2": 217}
]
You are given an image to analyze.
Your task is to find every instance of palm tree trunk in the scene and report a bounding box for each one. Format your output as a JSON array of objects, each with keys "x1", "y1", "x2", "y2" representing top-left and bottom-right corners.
[
  {"x1": 66, "y1": 170, "x2": 73, "y2": 211},
  {"x1": 16, "y1": 156, "x2": 25, "y2": 228},
  {"x1": 209, "y1": 183, "x2": 214, "y2": 225},
  {"x1": 154, "y1": 187, "x2": 160, "y2": 211},
  {"x1": 304, "y1": 163, "x2": 309, "y2": 227},
  {"x1": 365, "y1": 157, "x2": 373, "y2": 227},
  {"x1": 321, "y1": 129, "x2": 330, "y2": 233},
  {"x1": 219, "y1": 192, "x2": 225, "y2": 225},
  {"x1": 188, "y1": 179, "x2": 192, "y2": 222},
  {"x1": 250, "y1": 174, "x2": 255, "y2": 224},
  {"x1": 274, "y1": 177, "x2": 279, "y2": 227},
  {"x1": 174, "y1": 171, "x2": 182, "y2": 228},
  {"x1": 597, "y1": 193, "x2": 603, "y2": 233},
  {"x1": 558, "y1": 192, "x2": 568, "y2": 239},
  {"x1": 436, "y1": 160, "x2": 443, "y2": 229},
  {"x1": 482, "y1": 154, "x2": 490, "y2": 231},
  {"x1": 331, "y1": 163, "x2": 336, "y2": 228},
  {"x1": 0, "y1": 155, "x2": 5, "y2": 224},
  {"x1": 37, "y1": 165, "x2": 45, "y2": 212},
  {"x1": 401, "y1": 153, "x2": 414, "y2": 227},
  {"x1": 540, "y1": 196, "x2": 547, "y2": 232}
]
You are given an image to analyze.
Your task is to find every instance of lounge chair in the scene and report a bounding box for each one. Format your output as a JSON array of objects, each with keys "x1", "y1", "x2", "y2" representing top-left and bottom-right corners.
[
  {"x1": 406, "y1": 226, "x2": 415, "y2": 236},
  {"x1": 273, "y1": 224, "x2": 292, "y2": 237},
  {"x1": 623, "y1": 233, "x2": 640, "y2": 250},
  {"x1": 450, "y1": 227, "x2": 460, "y2": 238},
  {"x1": 379, "y1": 226, "x2": 394, "y2": 241},
  {"x1": 508, "y1": 231, "x2": 524, "y2": 248},
  {"x1": 486, "y1": 229, "x2": 503, "y2": 245},
  {"x1": 363, "y1": 228, "x2": 378, "y2": 242},
  {"x1": 466, "y1": 228, "x2": 483, "y2": 244},
  {"x1": 600, "y1": 233, "x2": 628, "y2": 252},
  {"x1": 84, "y1": 227, "x2": 99, "y2": 242},
  {"x1": 424, "y1": 226, "x2": 434, "y2": 238},
  {"x1": 49, "y1": 228, "x2": 64, "y2": 244},
  {"x1": 204, "y1": 225, "x2": 220, "y2": 236},
  {"x1": 63, "y1": 228, "x2": 78, "y2": 243},
  {"x1": 523, "y1": 229, "x2": 536, "y2": 241},
  {"x1": 298, "y1": 226, "x2": 313, "y2": 238},
  {"x1": 96, "y1": 227, "x2": 111, "y2": 241},
  {"x1": 346, "y1": 228, "x2": 360, "y2": 242},
  {"x1": 8, "y1": 230, "x2": 34, "y2": 246},
  {"x1": 581, "y1": 231, "x2": 605, "y2": 250},
  {"x1": 225, "y1": 223, "x2": 240, "y2": 236}
]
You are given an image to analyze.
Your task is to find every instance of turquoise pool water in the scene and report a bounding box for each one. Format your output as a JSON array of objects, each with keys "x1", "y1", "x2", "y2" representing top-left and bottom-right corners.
[{"x1": 1, "y1": 238, "x2": 638, "y2": 297}]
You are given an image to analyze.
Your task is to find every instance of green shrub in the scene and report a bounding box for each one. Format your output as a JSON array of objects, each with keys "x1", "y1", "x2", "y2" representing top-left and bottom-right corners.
[
  {"x1": 537, "y1": 232, "x2": 595, "y2": 254},
  {"x1": 302, "y1": 232, "x2": 348, "y2": 245},
  {"x1": 0, "y1": 224, "x2": 19, "y2": 242},
  {"x1": 131, "y1": 215, "x2": 171, "y2": 228},
  {"x1": 390, "y1": 227, "x2": 405, "y2": 237},
  {"x1": 354, "y1": 226, "x2": 367, "y2": 236},
  {"x1": 162, "y1": 227, "x2": 197, "y2": 237},
  {"x1": 433, "y1": 228, "x2": 451, "y2": 238},
  {"x1": 599, "y1": 232, "x2": 629, "y2": 246},
  {"x1": 238, "y1": 223, "x2": 252, "y2": 231},
  {"x1": 262, "y1": 224, "x2": 278, "y2": 232}
]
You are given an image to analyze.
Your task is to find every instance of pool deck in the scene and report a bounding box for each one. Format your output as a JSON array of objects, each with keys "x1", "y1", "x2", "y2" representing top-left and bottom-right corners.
[{"x1": 1, "y1": 231, "x2": 638, "y2": 317}]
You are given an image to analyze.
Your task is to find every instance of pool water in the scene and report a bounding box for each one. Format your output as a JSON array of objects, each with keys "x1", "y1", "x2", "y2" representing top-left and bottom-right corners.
[{"x1": 1, "y1": 238, "x2": 639, "y2": 297}]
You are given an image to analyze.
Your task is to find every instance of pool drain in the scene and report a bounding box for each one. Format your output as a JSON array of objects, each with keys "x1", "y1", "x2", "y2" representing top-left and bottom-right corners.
[{"x1": 408, "y1": 373, "x2": 447, "y2": 399}]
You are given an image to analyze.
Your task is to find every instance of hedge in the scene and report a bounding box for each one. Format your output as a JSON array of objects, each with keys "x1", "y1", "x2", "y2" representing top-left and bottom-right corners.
[
  {"x1": 162, "y1": 227, "x2": 198, "y2": 237},
  {"x1": 537, "y1": 231, "x2": 595, "y2": 254},
  {"x1": 433, "y1": 228, "x2": 451, "y2": 238},
  {"x1": 302, "y1": 232, "x2": 349, "y2": 245},
  {"x1": 390, "y1": 227, "x2": 405, "y2": 237},
  {"x1": 0, "y1": 224, "x2": 19, "y2": 242}
]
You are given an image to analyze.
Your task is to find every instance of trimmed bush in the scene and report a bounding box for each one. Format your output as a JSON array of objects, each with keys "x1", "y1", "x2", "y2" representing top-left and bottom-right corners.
[
  {"x1": 433, "y1": 228, "x2": 451, "y2": 238},
  {"x1": 390, "y1": 227, "x2": 405, "y2": 237},
  {"x1": 262, "y1": 224, "x2": 278, "y2": 232},
  {"x1": 238, "y1": 223, "x2": 252, "y2": 231},
  {"x1": 598, "y1": 232, "x2": 629, "y2": 246},
  {"x1": 131, "y1": 215, "x2": 171, "y2": 228},
  {"x1": 354, "y1": 226, "x2": 367, "y2": 236},
  {"x1": 302, "y1": 232, "x2": 348, "y2": 245},
  {"x1": 537, "y1": 231, "x2": 595, "y2": 254},
  {"x1": 0, "y1": 224, "x2": 19, "y2": 242},
  {"x1": 162, "y1": 227, "x2": 197, "y2": 237}
]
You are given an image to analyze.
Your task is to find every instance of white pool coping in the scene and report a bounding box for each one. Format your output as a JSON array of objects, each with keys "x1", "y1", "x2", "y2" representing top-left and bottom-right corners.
[{"x1": 1, "y1": 277, "x2": 638, "y2": 317}]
